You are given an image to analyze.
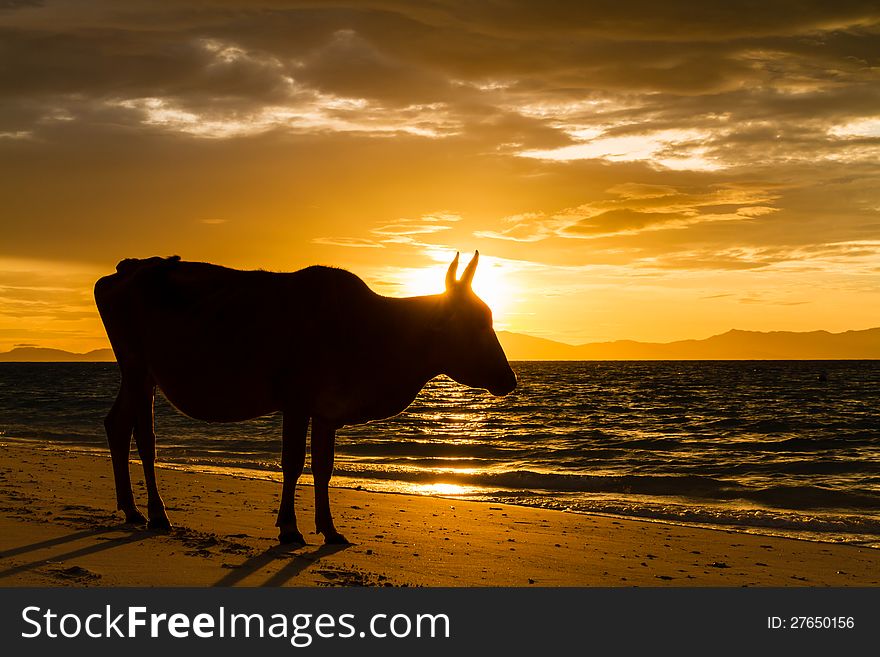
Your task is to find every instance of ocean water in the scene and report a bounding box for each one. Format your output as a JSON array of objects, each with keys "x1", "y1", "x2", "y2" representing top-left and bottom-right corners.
[{"x1": 1, "y1": 361, "x2": 878, "y2": 546}]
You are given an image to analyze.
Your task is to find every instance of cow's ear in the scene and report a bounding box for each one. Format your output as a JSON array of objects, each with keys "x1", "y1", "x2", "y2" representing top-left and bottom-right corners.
[
  {"x1": 460, "y1": 250, "x2": 479, "y2": 289},
  {"x1": 445, "y1": 252, "x2": 460, "y2": 292}
]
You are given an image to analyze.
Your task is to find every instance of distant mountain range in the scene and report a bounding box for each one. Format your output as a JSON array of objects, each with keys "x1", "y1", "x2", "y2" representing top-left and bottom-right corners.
[
  {"x1": 497, "y1": 327, "x2": 880, "y2": 360},
  {"x1": 0, "y1": 347, "x2": 116, "y2": 362},
  {"x1": 1, "y1": 327, "x2": 878, "y2": 361}
]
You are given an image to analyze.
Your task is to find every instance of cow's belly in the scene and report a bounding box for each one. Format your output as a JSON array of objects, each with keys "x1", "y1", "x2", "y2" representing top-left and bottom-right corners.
[
  {"x1": 139, "y1": 319, "x2": 300, "y2": 422},
  {"x1": 149, "y1": 358, "x2": 287, "y2": 423},
  {"x1": 159, "y1": 382, "x2": 280, "y2": 422},
  {"x1": 312, "y1": 378, "x2": 427, "y2": 427},
  {"x1": 156, "y1": 376, "x2": 281, "y2": 422}
]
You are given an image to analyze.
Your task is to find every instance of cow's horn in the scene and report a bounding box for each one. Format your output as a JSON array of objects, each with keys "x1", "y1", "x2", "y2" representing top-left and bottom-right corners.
[
  {"x1": 460, "y1": 250, "x2": 479, "y2": 288},
  {"x1": 445, "y1": 252, "x2": 460, "y2": 291}
]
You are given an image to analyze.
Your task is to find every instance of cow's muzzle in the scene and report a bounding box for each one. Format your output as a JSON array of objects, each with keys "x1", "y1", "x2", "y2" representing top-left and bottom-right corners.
[{"x1": 489, "y1": 370, "x2": 517, "y2": 396}]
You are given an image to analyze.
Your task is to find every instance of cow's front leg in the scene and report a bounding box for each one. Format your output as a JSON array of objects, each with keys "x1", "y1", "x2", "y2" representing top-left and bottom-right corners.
[
  {"x1": 311, "y1": 417, "x2": 348, "y2": 544},
  {"x1": 276, "y1": 412, "x2": 309, "y2": 545}
]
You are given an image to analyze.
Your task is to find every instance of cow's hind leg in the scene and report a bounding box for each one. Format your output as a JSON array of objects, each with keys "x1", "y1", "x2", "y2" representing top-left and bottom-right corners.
[
  {"x1": 275, "y1": 412, "x2": 308, "y2": 545},
  {"x1": 133, "y1": 381, "x2": 170, "y2": 530},
  {"x1": 311, "y1": 417, "x2": 348, "y2": 544},
  {"x1": 104, "y1": 376, "x2": 146, "y2": 524}
]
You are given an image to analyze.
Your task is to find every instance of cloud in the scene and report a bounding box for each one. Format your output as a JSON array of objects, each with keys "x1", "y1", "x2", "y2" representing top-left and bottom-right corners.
[
  {"x1": 518, "y1": 128, "x2": 722, "y2": 171},
  {"x1": 636, "y1": 239, "x2": 880, "y2": 272},
  {"x1": 372, "y1": 223, "x2": 452, "y2": 235},
  {"x1": 0, "y1": 1, "x2": 44, "y2": 11},
  {"x1": 312, "y1": 237, "x2": 385, "y2": 248},
  {"x1": 646, "y1": 251, "x2": 774, "y2": 271},
  {"x1": 1, "y1": 1, "x2": 879, "y2": 346},
  {"x1": 738, "y1": 297, "x2": 810, "y2": 305},
  {"x1": 314, "y1": 213, "x2": 464, "y2": 254},
  {"x1": 0, "y1": 3, "x2": 875, "y2": 146},
  {"x1": 293, "y1": 28, "x2": 453, "y2": 105},
  {"x1": 479, "y1": 181, "x2": 782, "y2": 242},
  {"x1": 419, "y1": 212, "x2": 462, "y2": 223},
  {"x1": 562, "y1": 208, "x2": 698, "y2": 237},
  {"x1": 0, "y1": 259, "x2": 107, "y2": 350},
  {"x1": 0, "y1": 0, "x2": 877, "y2": 189},
  {"x1": 475, "y1": 212, "x2": 556, "y2": 243},
  {"x1": 371, "y1": 212, "x2": 461, "y2": 236}
]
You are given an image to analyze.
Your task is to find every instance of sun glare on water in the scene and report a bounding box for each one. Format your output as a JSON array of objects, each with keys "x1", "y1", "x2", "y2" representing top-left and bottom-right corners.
[{"x1": 415, "y1": 482, "x2": 473, "y2": 496}]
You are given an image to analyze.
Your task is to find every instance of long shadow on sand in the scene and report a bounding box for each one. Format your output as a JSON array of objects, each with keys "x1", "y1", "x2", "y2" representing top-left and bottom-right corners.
[
  {"x1": 0, "y1": 526, "x2": 157, "y2": 581},
  {"x1": 0, "y1": 527, "x2": 110, "y2": 559},
  {"x1": 214, "y1": 542, "x2": 351, "y2": 587}
]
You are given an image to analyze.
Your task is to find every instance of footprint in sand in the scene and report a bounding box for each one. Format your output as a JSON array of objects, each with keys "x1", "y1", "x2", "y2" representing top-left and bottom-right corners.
[{"x1": 48, "y1": 565, "x2": 102, "y2": 583}]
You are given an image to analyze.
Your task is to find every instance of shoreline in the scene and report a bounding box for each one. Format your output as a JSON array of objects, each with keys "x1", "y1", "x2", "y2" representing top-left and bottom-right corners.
[
  {"x1": 1, "y1": 441, "x2": 879, "y2": 587},
  {"x1": 4, "y1": 436, "x2": 878, "y2": 550}
]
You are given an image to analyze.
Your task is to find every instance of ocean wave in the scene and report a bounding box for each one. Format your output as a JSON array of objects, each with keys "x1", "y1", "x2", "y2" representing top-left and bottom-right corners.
[
  {"x1": 490, "y1": 495, "x2": 880, "y2": 540},
  {"x1": 4, "y1": 360, "x2": 880, "y2": 541},
  {"x1": 331, "y1": 466, "x2": 880, "y2": 511}
]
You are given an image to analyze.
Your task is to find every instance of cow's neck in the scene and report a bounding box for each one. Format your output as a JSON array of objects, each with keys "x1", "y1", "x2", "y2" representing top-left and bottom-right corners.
[
  {"x1": 321, "y1": 294, "x2": 446, "y2": 425},
  {"x1": 380, "y1": 294, "x2": 445, "y2": 385}
]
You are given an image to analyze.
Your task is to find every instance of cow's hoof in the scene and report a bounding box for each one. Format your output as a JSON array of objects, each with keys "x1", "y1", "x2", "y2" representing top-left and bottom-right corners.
[
  {"x1": 323, "y1": 532, "x2": 351, "y2": 545},
  {"x1": 124, "y1": 510, "x2": 148, "y2": 525},
  {"x1": 147, "y1": 517, "x2": 172, "y2": 531},
  {"x1": 279, "y1": 530, "x2": 307, "y2": 546}
]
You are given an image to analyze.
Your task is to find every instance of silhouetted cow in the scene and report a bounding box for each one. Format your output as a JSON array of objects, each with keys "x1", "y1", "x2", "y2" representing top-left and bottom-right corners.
[{"x1": 94, "y1": 252, "x2": 516, "y2": 544}]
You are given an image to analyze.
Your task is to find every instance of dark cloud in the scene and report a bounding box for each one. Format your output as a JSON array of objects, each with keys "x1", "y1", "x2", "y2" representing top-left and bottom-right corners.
[
  {"x1": 1, "y1": 0, "x2": 878, "y2": 276},
  {"x1": 2, "y1": 2, "x2": 877, "y2": 113},
  {"x1": 391, "y1": 1, "x2": 879, "y2": 41},
  {"x1": 0, "y1": 1, "x2": 44, "y2": 9},
  {"x1": 294, "y1": 28, "x2": 452, "y2": 104},
  {"x1": 480, "y1": 180, "x2": 784, "y2": 244}
]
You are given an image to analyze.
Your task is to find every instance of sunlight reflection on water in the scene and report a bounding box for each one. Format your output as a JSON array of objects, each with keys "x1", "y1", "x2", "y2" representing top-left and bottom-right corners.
[{"x1": 1, "y1": 361, "x2": 879, "y2": 545}]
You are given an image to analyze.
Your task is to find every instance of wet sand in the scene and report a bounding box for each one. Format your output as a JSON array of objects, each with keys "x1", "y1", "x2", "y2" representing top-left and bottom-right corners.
[{"x1": 1, "y1": 442, "x2": 878, "y2": 587}]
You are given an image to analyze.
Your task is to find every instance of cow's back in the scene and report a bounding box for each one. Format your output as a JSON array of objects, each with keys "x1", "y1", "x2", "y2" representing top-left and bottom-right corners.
[{"x1": 95, "y1": 257, "x2": 376, "y2": 421}]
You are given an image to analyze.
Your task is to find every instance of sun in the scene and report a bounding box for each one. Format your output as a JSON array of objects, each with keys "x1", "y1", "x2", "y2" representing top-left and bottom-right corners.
[
  {"x1": 469, "y1": 258, "x2": 512, "y2": 319},
  {"x1": 399, "y1": 255, "x2": 513, "y2": 321}
]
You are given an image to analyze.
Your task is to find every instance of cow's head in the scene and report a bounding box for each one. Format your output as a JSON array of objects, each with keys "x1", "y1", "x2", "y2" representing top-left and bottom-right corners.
[{"x1": 435, "y1": 251, "x2": 517, "y2": 396}]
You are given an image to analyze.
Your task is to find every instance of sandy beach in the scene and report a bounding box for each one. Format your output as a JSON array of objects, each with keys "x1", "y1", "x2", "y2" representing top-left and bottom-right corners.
[{"x1": 1, "y1": 441, "x2": 878, "y2": 587}]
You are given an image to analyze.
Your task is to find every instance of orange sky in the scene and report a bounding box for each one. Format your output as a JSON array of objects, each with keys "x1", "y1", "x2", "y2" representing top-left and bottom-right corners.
[{"x1": 1, "y1": 1, "x2": 879, "y2": 352}]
